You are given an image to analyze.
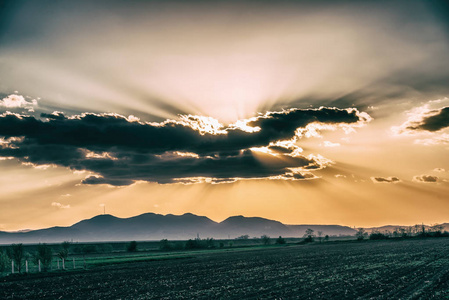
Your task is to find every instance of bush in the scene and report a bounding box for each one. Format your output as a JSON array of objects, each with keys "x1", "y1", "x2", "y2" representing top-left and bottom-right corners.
[
  {"x1": 185, "y1": 239, "x2": 200, "y2": 249},
  {"x1": 184, "y1": 238, "x2": 215, "y2": 250},
  {"x1": 82, "y1": 244, "x2": 99, "y2": 254},
  {"x1": 99, "y1": 244, "x2": 114, "y2": 253},
  {"x1": 261, "y1": 235, "x2": 270, "y2": 245},
  {"x1": 127, "y1": 241, "x2": 138, "y2": 252},
  {"x1": 159, "y1": 239, "x2": 172, "y2": 251},
  {"x1": 369, "y1": 232, "x2": 389, "y2": 240},
  {"x1": 304, "y1": 236, "x2": 314, "y2": 243},
  {"x1": 276, "y1": 236, "x2": 286, "y2": 244}
]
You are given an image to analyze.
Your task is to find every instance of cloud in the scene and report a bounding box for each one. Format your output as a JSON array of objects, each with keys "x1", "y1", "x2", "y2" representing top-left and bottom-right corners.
[
  {"x1": 414, "y1": 133, "x2": 449, "y2": 145},
  {"x1": 413, "y1": 175, "x2": 438, "y2": 183},
  {"x1": 334, "y1": 174, "x2": 347, "y2": 178},
  {"x1": 0, "y1": 94, "x2": 37, "y2": 112},
  {"x1": 371, "y1": 176, "x2": 400, "y2": 184},
  {"x1": 322, "y1": 141, "x2": 341, "y2": 148},
  {"x1": 405, "y1": 107, "x2": 449, "y2": 132},
  {"x1": 0, "y1": 107, "x2": 370, "y2": 185},
  {"x1": 434, "y1": 168, "x2": 446, "y2": 172},
  {"x1": 51, "y1": 202, "x2": 70, "y2": 209},
  {"x1": 392, "y1": 101, "x2": 449, "y2": 145}
]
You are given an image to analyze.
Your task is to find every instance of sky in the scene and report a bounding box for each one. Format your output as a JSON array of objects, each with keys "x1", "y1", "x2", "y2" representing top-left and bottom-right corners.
[{"x1": 1, "y1": 0, "x2": 449, "y2": 231}]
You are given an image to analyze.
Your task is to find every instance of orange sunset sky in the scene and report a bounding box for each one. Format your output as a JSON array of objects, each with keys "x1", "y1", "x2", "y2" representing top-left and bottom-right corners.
[{"x1": 1, "y1": 0, "x2": 449, "y2": 231}]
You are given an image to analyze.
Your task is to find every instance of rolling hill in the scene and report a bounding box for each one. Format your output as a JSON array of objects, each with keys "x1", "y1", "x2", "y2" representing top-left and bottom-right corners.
[{"x1": 0, "y1": 213, "x2": 357, "y2": 244}]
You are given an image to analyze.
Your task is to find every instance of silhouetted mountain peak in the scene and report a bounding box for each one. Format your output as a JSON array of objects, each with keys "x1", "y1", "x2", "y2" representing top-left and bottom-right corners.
[
  {"x1": 221, "y1": 215, "x2": 284, "y2": 226},
  {"x1": 72, "y1": 214, "x2": 120, "y2": 227}
]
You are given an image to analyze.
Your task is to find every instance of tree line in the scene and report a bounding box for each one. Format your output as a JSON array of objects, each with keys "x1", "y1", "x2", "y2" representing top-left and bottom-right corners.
[{"x1": 355, "y1": 224, "x2": 448, "y2": 241}]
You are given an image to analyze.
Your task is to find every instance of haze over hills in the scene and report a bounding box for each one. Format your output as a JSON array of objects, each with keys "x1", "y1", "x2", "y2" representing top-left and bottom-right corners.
[
  {"x1": 363, "y1": 224, "x2": 449, "y2": 233},
  {"x1": 0, "y1": 213, "x2": 358, "y2": 244}
]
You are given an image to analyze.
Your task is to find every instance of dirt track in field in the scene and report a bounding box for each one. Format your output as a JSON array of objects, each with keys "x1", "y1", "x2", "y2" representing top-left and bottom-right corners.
[{"x1": 2, "y1": 239, "x2": 449, "y2": 299}]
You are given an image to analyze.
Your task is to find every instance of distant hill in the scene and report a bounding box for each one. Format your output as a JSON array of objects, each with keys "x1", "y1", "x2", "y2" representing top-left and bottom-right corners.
[
  {"x1": 219, "y1": 216, "x2": 293, "y2": 238},
  {"x1": 0, "y1": 213, "x2": 358, "y2": 244}
]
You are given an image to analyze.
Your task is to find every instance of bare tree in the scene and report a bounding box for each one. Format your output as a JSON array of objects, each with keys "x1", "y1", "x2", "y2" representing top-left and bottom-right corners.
[
  {"x1": 57, "y1": 242, "x2": 70, "y2": 262},
  {"x1": 317, "y1": 231, "x2": 323, "y2": 243},
  {"x1": 0, "y1": 249, "x2": 8, "y2": 273},
  {"x1": 33, "y1": 244, "x2": 53, "y2": 272},
  {"x1": 356, "y1": 228, "x2": 368, "y2": 241},
  {"x1": 7, "y1": 244, "x2": 25, "y2": 273}
]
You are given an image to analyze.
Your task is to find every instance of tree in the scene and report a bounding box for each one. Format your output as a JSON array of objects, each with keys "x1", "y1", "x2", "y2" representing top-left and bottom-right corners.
[
  {"x1": 261, "y1": 235, "x2": 270, "y2": 245},
  {"x1": 159, "y1": 239, "x2": 172, "y2": 251},
  {"x1": 206, "y1": 238, "x2": 215, "y2": 248},
  {"x1": 317, "y1": 231, "x2": 323, "y2": 243},
  {"x1": 185, "y1": 239, "x2": 200, "y2": 249},
  {"x1": 236, "y1": 235, "x2": 249, "y2": 240},
  {"x1": 304, "y1": 228, "x2": 315, "y2": 243},
  {"x1": 7, "y1": 244, "x2": 25, "y2": 273},
  {"x1": 33, "y1": 244, "x2": 53, "y2": 272},
  {"x1": 276, "y1": 236, "x2": 286, "y2": 244},
  {"x1": 127, "y1": 241, "x2": 138, "y2": 252},
  {"x1": 413, "y1": 224, "x2": 420, "y2": 235},
  {"x1": 356, "y1": 228, "x2": 368, "y2": 241},
  {"x1": 393, "y1": 229, "x2": 399, "y2": 238},
  {"x1": 399, "y1": 228, "x2": 407, "y2": 238},
  {"x1": 0, "y1": 249, "x2": 8, "y2": 273},
  {"x1": 324, "y1": 235, "x2": 329, "y2": 242},
  {"x1": 57, "y1": 241, "x2": 70, "y2": 262}
]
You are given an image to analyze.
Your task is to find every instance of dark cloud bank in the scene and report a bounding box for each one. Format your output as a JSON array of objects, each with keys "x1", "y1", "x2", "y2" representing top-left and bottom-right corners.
[
  {"x1": 407, "y1": 106, "x2": 449, "y2": 132},
  {"x1": 0, "y1": 107, "x2": 369, "y2": 185}
]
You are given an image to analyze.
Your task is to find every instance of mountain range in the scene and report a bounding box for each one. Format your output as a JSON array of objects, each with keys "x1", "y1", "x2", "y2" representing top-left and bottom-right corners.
[{"x1": 0, "y1": 213, "x2": 357, "y2": 244}]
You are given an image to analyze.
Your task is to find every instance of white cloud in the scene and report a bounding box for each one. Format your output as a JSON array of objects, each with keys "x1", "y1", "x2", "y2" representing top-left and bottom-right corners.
[
  {"x1": 322, "y1": 141, "x2": 341, "y2": 147},
  {"x1": 0, "y1": 94, "x2": 37, "y2": 112},
  {"x1": 414, "y1": 134, "x2": 449, "y2": 146},
  {"x1": 51, "y1": 202, "x2": 70, "y2": 209},
  {"x1": 392, "y1": 98, "x2": 449, "y2": 146}
]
